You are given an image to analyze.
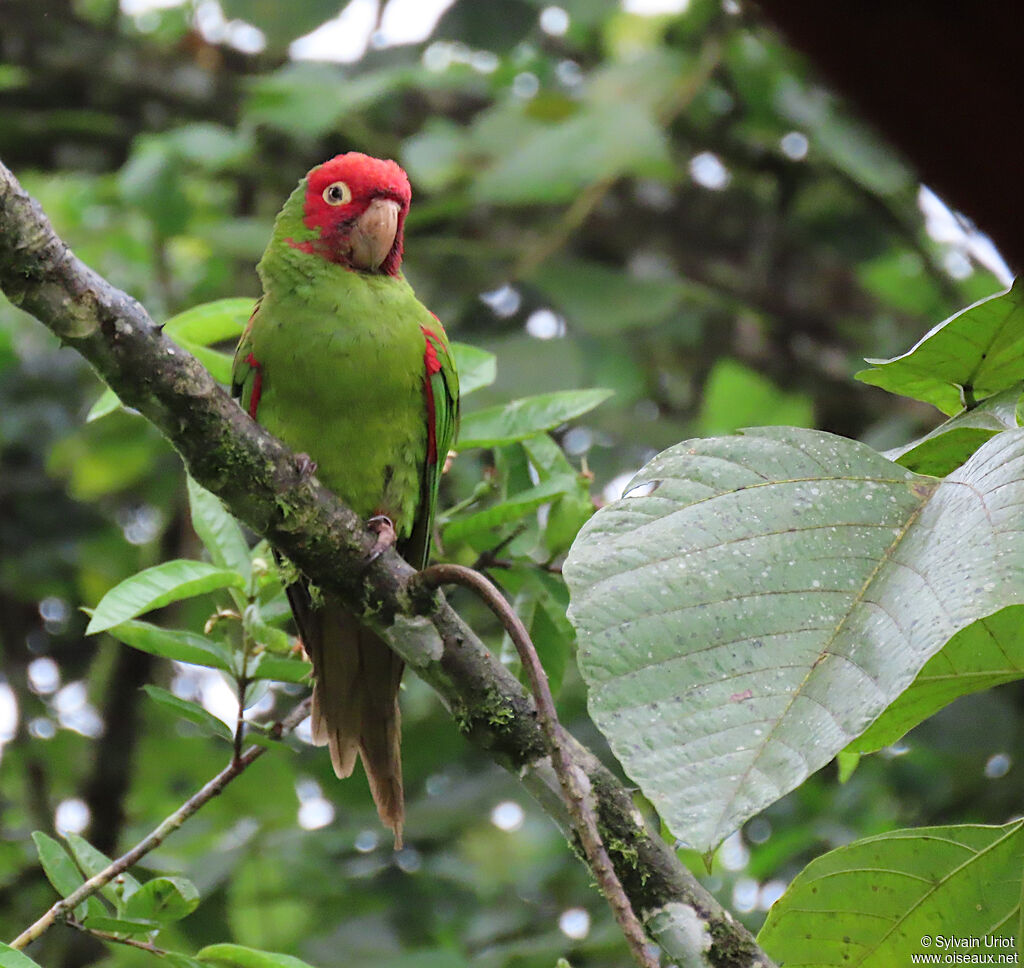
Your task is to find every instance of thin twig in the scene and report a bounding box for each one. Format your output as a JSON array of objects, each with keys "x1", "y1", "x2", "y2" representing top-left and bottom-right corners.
[
  {"x1": 233, "y1": 675, "x2": 248, "y2": 765},
  {"x1": 9, "y1": 697, "x2": 311, "y2": 951},
  {"x1": 65, "y1": 916, "x2": 170, "y2": 956},
  {"x1": 416, "y1": 564, "x2": 658, "y2": 968},
  {"x1": 471, "y1": 522, "x2": 527, "y2": 572}
]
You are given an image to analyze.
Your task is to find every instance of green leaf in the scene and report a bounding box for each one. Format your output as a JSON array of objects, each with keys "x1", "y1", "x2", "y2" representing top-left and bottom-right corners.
[
  {"x1": 187, "y1": 476, "x2": 251, "y2": 581},
  {"x1": 499, "y1": 569, "x2": 576, "y2": 696},
  {"x1": 528, "y1": 579, "x2": 573, "y2": 696},
  {"x1": 857, "y1": 281, "x2": 1024, "y2": 414},
  {"x1": 835, "y1": 749, "x2": 860, "y2": 784},
  {"x1": 142, "y1": 686, "x2": 234, "y2": 743},
  {"x1": 544, "y1": 490, "x2": 595, "y2": 556},
  {"x1": 82, "y1": 915, "x2": 160, "y2": 935},
  {"x1": 435, "y1": 0, "x2": 535, "y2": 51},
  {"x1": 520, "y1": 437, "x2": 595, "y2": 551},
  {"x1": 243, "y1": 608, "x2": 294, "y2": 654},
  {"x1": 450, "y1": 342, "x2": 496, "y2": 396},
  {"x1": 885, "y1": 385, "x2": 1020, "y2": 475},
  {"x1": 564, "y1": 427, "x2": 1024, "y2": 852},
  {"x1": 87, "y1": 560, "x2": 247, "y2": 634},
  {"x1": 849, "y1": 606, "x2": 1024, "y2": 754},
  {"x1": 163, "y1": 298, "x2": 253, "y2": 348},
  {"x1": 520, "y1": 433, "x2": 575, "y2": 480},
  {"x1": 0, "y1": 942, "x2": 46, "y2": 968},
  {"x1": 247, "y1": 651, "x2": 310, "y2": 684},
  {"x1": 123, "y1": 876, "x2": 200, "y2": 923},
  {"x1": 31, "y1": 832, "x2": 86, "y2": 917},
  {"x1": 181, "y1": 343, "x2": 236, "y2": 385},
  {"x1": 86, "y1": 386, "x2": 123, "y2": 422},
  {"x1": 220, "y1": 0, "x2": 343, "y2": 51},
  {"x1": 164, "y1": 123, "x2": 254, "y2": 171},
  {"x1": 530, "y1": 258, "x2": 694, "y2": 335},
  {"x1": 165, "y1": 956, "x2": 207, "y2": 968},
  {"x1": 458, "y1": 389, "x2": 613, "y2": 449},
  {"x1": 165, "y1": 955, "x2": 207, "y2": 968},
  {"x1": 198, "y1": 943, "x2": 318, "y2": 968},
  {"x1": 698, "y1": 359, "x2": 814, "y2": 434},
  {"x1": 758, "y1": 821, "x2": 1024, "y2": 965},
  {"x1": 243, "y1": 64, "x2": 411, "y2": 138},
  {"x1": 63, "y1": 833, "x2": 141, "y2": 908},
  {"x1": 473, "y1": 103, "x2": 671, "y2": 205},
  {"x1": 104, "y1": 619, "x2": 234, "y2": 672},
  {"x1": 443, "y1": 477, "x2": 574, "y2": 545},
  {"x1": 119, "y1": 139, "x2": 190, "y2": 237}
]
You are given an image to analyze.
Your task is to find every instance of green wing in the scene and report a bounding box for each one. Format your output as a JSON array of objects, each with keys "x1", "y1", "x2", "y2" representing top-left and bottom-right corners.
[
  {"x1": 231, "y1": 299, "x2": 262, "y2": 418},
  {"x1": 405, "y1": 317, "x2": 460, "y2": 569}
]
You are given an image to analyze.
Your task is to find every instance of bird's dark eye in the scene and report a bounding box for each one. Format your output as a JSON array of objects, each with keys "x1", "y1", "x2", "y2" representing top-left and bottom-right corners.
[{"x1": 323, "y1": 181, "x2": 352, "y2": 206}]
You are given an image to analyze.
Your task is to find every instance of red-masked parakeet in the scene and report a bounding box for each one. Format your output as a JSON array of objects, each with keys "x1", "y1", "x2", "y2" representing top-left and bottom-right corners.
[{"x1": 232, "y1": 153, "x2": 459, "y2": 846}]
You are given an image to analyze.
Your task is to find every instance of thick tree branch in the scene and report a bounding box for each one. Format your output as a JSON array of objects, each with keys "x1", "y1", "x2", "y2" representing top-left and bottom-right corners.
[{"x1": 0, "y1": 158, "x2": 776, "y2": 968}]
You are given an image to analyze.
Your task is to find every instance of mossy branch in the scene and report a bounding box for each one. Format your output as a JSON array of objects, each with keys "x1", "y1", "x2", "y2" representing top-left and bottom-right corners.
[{"x1": 0, "y1": 158, "x2": 776, "y2": 968}]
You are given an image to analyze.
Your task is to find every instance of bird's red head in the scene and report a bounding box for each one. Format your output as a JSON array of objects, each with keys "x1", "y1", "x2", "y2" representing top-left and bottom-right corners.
[{"x1": 298, "y1": 153, "x2": 412, "y2": 277}]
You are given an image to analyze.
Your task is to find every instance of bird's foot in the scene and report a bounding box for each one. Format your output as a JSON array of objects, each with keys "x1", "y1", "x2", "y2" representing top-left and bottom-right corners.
[
  {"x1": 294, "y1": 453, "x2": 318, "y2": 479},
  {"x1": 366, "y1": 514, "x2": 397, "y2": 562}
]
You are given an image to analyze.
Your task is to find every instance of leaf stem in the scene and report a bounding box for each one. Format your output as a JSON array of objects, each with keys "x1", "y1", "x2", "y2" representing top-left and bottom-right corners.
[{"x1": 416, "y1": 563, "x2": 658, "y2": 968}]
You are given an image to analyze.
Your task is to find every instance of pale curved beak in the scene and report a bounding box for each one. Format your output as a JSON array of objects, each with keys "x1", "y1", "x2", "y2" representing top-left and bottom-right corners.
[{"x1": 349, "y1": 197, "x2": 401, "y2": 271}]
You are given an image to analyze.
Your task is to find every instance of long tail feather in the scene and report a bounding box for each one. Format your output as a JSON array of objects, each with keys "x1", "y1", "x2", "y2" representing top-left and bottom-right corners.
[{"x1": 299, "y1": 594, "x2": 405, "y2": 847}]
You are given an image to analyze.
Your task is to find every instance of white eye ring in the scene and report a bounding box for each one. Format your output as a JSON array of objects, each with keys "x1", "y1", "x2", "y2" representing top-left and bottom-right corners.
[{"x1": 323, "y1": 181, "x2": 352, "y2": 205}]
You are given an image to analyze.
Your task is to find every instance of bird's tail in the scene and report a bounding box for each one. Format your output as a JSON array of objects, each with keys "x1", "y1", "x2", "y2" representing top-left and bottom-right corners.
[{"x1": 303, "y1": 598, "x2": 405, "y2": 848}]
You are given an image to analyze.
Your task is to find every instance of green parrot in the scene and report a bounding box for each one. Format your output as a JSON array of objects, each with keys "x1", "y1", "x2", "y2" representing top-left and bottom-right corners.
[{"x1": 232, "y1": 153, "x2": 459, "y2": 847}]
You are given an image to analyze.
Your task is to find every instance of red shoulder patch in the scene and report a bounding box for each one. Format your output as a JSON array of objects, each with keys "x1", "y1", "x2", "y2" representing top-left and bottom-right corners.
[
  {"x1": 244, "y1": 352, "x2": 263, "y2": 420},
  {"x1": 420, "y1": 325, "x2": 442, "y2": 463}
]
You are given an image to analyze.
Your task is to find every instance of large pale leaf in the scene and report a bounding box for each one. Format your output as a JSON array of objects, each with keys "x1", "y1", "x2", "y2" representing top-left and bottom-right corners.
[
  {"x1": 564, "y1": 427, "x2": 1024, "y2": 851},
  {"x1": 857, "y1": 281, "x2": 1024, "y2": 414},
  {"x1": 87, "y1": 560, "x2": 246, "y2": 634},
  {"x1": 758, "y1": 821, "x2": 1024, "y2": 965},
  {"x1": 849, "y1": 606, "x2": 1024, "y2": 754}
]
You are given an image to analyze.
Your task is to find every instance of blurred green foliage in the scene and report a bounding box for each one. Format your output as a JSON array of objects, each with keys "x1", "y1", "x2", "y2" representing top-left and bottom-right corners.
[{"x1": 0, "y1": 0, "x2": 1017, "y2": 966}]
